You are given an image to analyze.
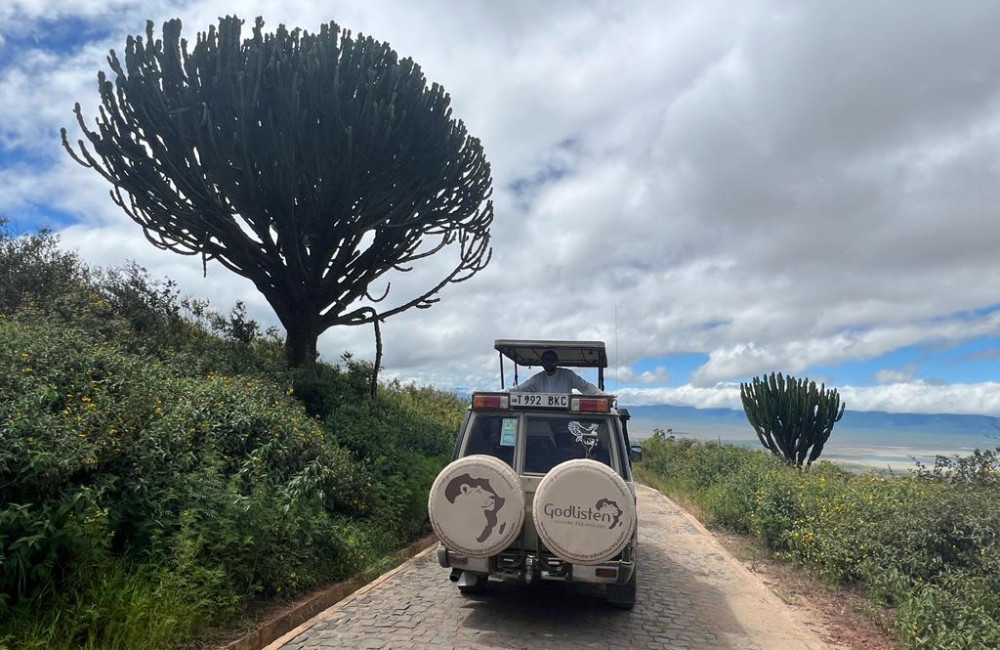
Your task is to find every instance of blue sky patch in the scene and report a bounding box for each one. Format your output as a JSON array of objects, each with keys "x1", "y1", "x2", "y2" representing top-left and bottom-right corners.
[{"x1": 0, "y1": 17, "x2": 114, "y2": 65}]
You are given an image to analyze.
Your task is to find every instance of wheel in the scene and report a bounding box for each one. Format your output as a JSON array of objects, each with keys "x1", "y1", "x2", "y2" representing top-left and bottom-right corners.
[
  {"x1": 457, "y1": 571, "x2": 489, "y2": 595},
  {"x1": 606, "y1": 569, "x2": 636, "y2": 610}
]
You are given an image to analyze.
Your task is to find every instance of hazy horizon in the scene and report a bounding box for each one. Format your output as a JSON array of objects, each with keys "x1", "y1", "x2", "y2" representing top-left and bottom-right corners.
[{"x1": 627, "y1": 408, "x2": 999, "y2": 472}]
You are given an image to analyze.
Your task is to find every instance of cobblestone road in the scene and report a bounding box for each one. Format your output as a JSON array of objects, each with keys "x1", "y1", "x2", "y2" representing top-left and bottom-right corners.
[{"x1": 268, "y1": 485, "x2": 835, "y2": 650}]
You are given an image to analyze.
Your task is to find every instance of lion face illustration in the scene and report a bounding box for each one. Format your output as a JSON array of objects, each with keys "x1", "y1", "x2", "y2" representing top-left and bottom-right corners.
[
  {"x1": 458, "y1": 484, "x2": 495, "y2": 509},
  {"x1": 445, "y1": 473, "x2": 507, "y2": 542}
]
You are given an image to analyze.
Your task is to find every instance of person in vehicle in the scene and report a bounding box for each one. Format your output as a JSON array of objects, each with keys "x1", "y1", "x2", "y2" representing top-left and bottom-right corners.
[{"x1": 510, "y1": 349, "x2": 605, "y2": 394}]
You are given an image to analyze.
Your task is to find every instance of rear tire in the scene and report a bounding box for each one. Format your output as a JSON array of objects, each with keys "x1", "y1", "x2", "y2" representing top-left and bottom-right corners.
[
  {"x1": 457, "y1": 572, "x2": 489, "y2": 595},
  {"x1": 606, "y1": 569, "x2": 636, "y2": 610}
]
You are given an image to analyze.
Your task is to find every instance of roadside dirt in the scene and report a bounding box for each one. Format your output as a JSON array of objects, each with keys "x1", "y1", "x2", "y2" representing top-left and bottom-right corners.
[
  {"x1": 713, "y1": 531, "x2": 899, "y2": 650},
  {"x1": 668, "y1": 494, "x2": 901, "y2": 650}
]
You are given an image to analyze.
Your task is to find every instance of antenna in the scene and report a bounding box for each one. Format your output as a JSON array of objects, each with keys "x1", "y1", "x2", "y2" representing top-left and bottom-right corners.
[{"x1": 614, "y1": 304, "x2": 618, "y2": 393}]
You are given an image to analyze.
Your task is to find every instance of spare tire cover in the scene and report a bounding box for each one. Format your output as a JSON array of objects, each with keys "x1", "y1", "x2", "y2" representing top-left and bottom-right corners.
[
  {"x1": 428, "y1": 455, "x2": 525, "y2": 558},
  {"x1": 533, "y1": 459, "x2": 636, "y2": 565}
]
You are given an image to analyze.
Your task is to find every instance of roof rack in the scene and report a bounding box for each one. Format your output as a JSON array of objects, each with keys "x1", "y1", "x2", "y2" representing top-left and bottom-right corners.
[{"x1": 494, "y1": 339, "x2": 608, "y2": 390}]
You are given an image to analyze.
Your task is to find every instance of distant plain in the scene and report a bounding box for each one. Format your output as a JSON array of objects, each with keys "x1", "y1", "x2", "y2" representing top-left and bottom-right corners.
[{"x1": 623, "y1": 404, "x2": 1000, "y2": 472}]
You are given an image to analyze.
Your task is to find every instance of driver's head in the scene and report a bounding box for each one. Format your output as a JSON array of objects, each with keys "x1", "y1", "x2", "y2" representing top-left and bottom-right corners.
[{"x1": 540, "y1": 349, "x2": 558, "y2": 374}]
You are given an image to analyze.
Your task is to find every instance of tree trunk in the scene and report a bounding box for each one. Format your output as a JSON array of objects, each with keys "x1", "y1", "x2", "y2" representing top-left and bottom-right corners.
[{"x1": 284, "y1": 317, "x2": 320, "y2": 368}]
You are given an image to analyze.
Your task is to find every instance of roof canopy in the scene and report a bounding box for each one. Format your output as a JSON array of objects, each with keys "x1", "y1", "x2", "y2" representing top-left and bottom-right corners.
[{"x1": 494, "y1": 339, "x2": 608, "y2": 368}]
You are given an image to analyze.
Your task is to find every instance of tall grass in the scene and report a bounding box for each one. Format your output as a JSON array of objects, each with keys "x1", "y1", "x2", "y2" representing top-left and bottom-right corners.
[
  {"x1": 637, "y1": 435, "x2": 1000, "y2": 650},
  {"x1": 2, "y1": 561, "x2": 212, "y2": 650}
]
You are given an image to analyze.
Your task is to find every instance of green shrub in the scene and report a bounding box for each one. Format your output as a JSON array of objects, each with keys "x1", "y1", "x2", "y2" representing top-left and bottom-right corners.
[
  {"x1": 0, "y1": 224, "x2": 467, "y2": 648},
  {"x1": 914, "y1": 446, "x2": 1000, "y2": 488},
  {"x1": 0, "y1": 321, "x2": 360, "y2": 626},
  {"x1": 318, "y1": 364, "x2": 464, "y2": 545},
  {"x1": 701, "y1": 450, "x2": 775, "y2": 533},
  {"x1": 775, "y1": 470, "x2": 896, "y2": 583},
  {"x1": 0, "y1": 492, "x2": 110, "y2": 610},
  {"x1": 894, "y1": 574, "x2": 1000, "y2": 650},
  {"x1": 0, "y1": 219, "x2": 89, "y2": 320},
  {"x1": 637, "y1": 436, "x2": 1000, "y2": 648}
]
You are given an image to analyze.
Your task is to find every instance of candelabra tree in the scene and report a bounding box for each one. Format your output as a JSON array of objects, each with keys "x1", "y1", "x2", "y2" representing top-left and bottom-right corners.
[
  {"x1": 62, "y1": 16, "x2": 494, "y2": 377},
  {"x1": 740, "y1": 372, "x2": 846, "y2": 468}
]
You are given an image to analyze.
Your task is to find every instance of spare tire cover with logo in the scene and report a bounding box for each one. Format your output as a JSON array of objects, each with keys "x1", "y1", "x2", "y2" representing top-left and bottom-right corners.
[
  {"x1": 428, "y1": 455, "x2": 525, "y2": 558},
  {"x1": 533, "y1": 459, "x2": 636, "y2": 565}
]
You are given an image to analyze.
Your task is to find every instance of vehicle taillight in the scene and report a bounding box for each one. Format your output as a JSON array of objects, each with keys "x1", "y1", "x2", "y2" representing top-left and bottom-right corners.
[
  {"x1": 572, "y1": 397, "x2": 610, "y2": 413},
  {"x1": 472, "y1": 394, "x2": 509, "y2": 409}
]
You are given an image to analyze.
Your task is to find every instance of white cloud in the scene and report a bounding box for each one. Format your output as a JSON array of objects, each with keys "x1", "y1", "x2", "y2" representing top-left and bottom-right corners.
[
  {"x1": 840, "y1": 381, "x2": 1000, "y2": 417},
  {"x1": 873, "y1": 364, "x2": 919, "y2": 384},
  {"x1": 620, "y1": 380, "x2": 1000, "y2": 417},
  {"x1": 618, "y1": 384, "x2": 744, "y2": 410},
  {"x1": 607, "y1": 365, "x2": 670, "y2": 385},
  {"x1": 691, "y1": 312, "x2": 1000, "y2": 386}
]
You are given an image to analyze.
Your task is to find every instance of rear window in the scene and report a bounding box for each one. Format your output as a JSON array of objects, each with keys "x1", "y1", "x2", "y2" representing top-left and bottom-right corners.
[
  {"x1": 523, "y1": 415, "x2": 614, "y2": 474},
  {"x1": 462, "y1": 414, "x2": 517, "y2": 466}
]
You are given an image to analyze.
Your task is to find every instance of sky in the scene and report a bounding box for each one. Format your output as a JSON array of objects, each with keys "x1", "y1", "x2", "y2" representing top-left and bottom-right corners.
[{"x1": 2, "y1": 0, "x2": 1000, "y2": 417}]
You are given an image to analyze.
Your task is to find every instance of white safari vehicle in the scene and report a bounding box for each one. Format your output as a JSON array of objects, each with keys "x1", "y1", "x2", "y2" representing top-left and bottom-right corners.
[{"x1": 428, "y1": 340, "x2": 641, "y2": 609}]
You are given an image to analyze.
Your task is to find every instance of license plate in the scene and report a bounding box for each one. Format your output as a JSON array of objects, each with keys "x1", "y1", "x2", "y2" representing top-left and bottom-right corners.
[{"x1": 508, "y1": 393, "x2": 568, "y2": 408}]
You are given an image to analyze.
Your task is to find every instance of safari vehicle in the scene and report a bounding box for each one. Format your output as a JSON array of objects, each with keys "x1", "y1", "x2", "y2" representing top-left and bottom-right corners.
[{"x1": 428, "y1": 340, "x2": 641, "y2": 609}]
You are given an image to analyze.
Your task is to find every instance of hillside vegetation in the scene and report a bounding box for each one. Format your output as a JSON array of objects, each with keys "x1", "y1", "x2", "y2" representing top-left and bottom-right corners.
[
  {"x1": 0, "y1": 222, "x2": 465, "y2": 650},
  {"x1": 637, "y1": 434, "x2": 1000, "y2": 650}
]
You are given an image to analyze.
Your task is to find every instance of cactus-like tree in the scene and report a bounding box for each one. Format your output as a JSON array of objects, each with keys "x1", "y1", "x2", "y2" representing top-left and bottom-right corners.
[
  {"x1": 740, "y1": 372, "x2": 845, "y2": 468},
  {"x1": 62, "y1": 16, "x2": 493, "y2": 370}
]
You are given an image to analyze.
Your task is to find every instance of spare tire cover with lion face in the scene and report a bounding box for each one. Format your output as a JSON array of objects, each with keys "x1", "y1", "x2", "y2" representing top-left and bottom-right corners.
[
  {"x1": 532, "y1": 459, "x2": 636, "y2": 565},
  {"x1": 428, "y1": 455, "x2": 525, "y2": 558}
]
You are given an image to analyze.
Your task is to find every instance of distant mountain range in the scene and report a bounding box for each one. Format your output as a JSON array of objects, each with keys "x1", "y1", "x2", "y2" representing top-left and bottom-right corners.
[{"x1": 619, "y1": 403, "x2": 1000, "y2": 470}]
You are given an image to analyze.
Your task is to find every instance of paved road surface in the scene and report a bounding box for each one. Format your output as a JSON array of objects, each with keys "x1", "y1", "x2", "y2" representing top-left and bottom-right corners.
[{"x1": 268, "y1": 485, "x2": 836, "y2": 650}]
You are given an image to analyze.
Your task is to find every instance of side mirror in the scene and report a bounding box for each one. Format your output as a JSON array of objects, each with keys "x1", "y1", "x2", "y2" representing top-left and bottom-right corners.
[{"x1": 629, "y1": 443, "x2": 642, "y2": 463}]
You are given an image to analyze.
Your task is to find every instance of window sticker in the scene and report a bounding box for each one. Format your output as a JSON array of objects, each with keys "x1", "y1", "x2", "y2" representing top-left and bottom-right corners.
[
  {"x1": 500, "y1": 418, "x2": 517, "y2": 447},
  {"x1": 568, "y1": 420, "x2": 600, "y2": 457}
]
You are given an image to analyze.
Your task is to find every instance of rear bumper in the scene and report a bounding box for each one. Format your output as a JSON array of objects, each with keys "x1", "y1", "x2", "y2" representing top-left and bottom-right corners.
[{"x1": 438, "y1": 545, "x2": 635, "y2": 585}]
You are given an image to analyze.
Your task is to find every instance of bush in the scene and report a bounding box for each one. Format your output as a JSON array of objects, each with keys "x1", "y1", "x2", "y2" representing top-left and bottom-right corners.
[
  {"x1": 317, "y1": 361, "x2": 465, "y2": 544},
  {"x1": 701, "y1": 449, "x2": 775, "y2": 533},
  {"x1": 914, "y1": 446, "x2": 1000, "y2": 488},
  {"x1": 0, "y1": 218, "x2": 89, "y2": 320},
  {"x1": 0, "y1": 224, "x2": 467, "y2": 648},
  {"x1": 636, "y1": 436, "x2": 1000, "y2": 649},
  {"x1": 0, "y1": 320, "x2": 366, "y2": 610}
]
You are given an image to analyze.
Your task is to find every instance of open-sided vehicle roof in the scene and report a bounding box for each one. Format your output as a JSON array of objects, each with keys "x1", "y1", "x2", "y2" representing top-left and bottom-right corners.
[{"x1": 494, "y1": 339, "x2": 608, "y2": 368}]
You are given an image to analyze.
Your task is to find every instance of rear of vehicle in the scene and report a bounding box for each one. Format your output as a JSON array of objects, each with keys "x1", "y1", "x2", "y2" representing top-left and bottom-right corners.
[{"x1": 433, "y1": 392, "x2": 638, "y2": 608}]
